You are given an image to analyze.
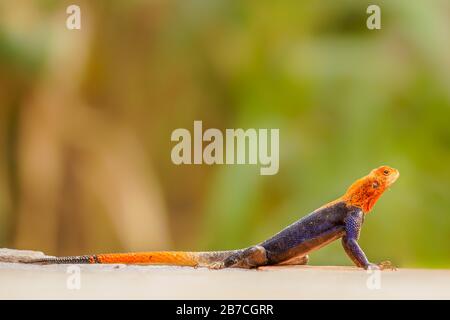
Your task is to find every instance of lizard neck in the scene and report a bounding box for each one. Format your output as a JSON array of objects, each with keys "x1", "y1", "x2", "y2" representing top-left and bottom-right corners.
[
  {"x1": 340, "y1": 193, "x2": 381, "y2": 213},
  {"x1": 340, "y1": 176, "x2": 386, "y2": 214}
]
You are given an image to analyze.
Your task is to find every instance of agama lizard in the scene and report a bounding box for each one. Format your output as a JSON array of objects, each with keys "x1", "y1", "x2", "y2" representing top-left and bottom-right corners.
[{"x1": 24, "y1": 165, "x2": 399, "y2": 270}]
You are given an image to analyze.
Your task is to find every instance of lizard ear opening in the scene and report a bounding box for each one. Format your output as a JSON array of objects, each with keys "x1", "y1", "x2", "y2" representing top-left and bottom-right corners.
[{"x1": 372, "y1": 181, "x2": 379, "y2": 189}]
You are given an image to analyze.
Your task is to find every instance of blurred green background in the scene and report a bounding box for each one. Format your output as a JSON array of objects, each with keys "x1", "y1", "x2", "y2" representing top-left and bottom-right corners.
[{"x1": 0, "y1": 0, "x2": 449, "y2": 268}]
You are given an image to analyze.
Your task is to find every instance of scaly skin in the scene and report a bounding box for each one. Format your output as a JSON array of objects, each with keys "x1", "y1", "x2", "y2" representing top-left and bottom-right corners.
[{"x1": 25, "y1": 165, "x2": 399, "y2": 270}]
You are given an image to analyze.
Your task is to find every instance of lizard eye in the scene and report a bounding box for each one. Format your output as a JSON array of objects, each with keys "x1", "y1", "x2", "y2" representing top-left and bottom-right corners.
[
  {"x1": 372, "y1": 181, "x2": 379, "y2": 189},
  {"x1": 383, "y1": 169, "x2": 389, "y2": 175}
]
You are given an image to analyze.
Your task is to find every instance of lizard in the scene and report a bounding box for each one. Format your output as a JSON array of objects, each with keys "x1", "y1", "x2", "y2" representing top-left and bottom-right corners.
[{"x1": 23, "y1": 165, "x2": 399, "y2": 270}]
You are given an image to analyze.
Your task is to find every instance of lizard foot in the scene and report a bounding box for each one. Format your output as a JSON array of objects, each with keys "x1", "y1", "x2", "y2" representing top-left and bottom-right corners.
[
  {"x1": 208, "y1": 262, "x2": 225, "y2": 270},
  {"x1": 223, "y1": 245, "x2": 268, "y2": 269},
  {"x1": 378, "y1": 260, "x2": 397, "y2": 271}
]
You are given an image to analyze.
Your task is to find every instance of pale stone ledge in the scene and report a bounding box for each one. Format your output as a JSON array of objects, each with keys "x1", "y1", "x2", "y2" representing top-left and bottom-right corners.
[
  {"x1": 0, "y1": 248, "x2": 51, "y2": 263},
  {"x1": 1, "y1": 248, "x2": 449, "y2": 299}
]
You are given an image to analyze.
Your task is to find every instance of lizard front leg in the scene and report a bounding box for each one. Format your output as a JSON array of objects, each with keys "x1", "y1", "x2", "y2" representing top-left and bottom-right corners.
[
  {"x1": 341, "y1": 237, "x2": 396, "y2": 270},
  {"x1": 341, "y1": 236, "x2": 375, "y2": 269},
  {"x1": 342, "y1": 209, "x2": 397, "y2": 270},
  {"x1": 342, "y1": 211, "x2": 379, "y2": 270}
]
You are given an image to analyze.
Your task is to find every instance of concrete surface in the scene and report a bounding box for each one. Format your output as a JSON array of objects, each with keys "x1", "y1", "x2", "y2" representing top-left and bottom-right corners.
[{"x1": 1, "y1": 249, "x2": 449, "y2": 299}]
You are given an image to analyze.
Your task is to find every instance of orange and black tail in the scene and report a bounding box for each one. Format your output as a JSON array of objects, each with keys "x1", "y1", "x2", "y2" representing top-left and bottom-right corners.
[{"x1": 25, "y1": 250, "x2": 238, "y2": 267}]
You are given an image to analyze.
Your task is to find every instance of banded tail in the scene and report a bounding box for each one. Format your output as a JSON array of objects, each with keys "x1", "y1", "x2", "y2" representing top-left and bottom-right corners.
[{"x1": 25, "y1": 250, "x2": 240, "y2": 267}]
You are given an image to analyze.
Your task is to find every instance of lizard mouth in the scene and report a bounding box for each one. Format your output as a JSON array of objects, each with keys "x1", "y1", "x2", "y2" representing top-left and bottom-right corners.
[{"x1": 387, "y1": 170, "x2": 400, "y2": 186}]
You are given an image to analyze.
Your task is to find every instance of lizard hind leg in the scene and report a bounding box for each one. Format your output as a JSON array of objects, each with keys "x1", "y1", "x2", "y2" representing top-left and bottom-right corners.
[
  {"x1": 218, "y1": 245, "x2": 269, "y2": 269},
  {"x1": 275, "y1": 255, "x2": 309, "y2": 266}
]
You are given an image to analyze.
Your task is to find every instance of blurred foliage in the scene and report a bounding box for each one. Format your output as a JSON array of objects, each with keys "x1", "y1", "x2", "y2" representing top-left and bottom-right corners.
[{"x1": 0, "y1": 0, "x2": 449, "y2": 267}]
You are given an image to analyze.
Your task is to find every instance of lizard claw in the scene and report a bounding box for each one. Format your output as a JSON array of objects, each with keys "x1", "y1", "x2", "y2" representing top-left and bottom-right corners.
[
  {"x1": 208, "y1": 262, "x2": 225, "y2": 270},
  {"x1": 378, "y1": 260, "x2": 397, "y2": 271},
  {"x1": 365, "y1": 261, "x2": 397, "y2": 271}
]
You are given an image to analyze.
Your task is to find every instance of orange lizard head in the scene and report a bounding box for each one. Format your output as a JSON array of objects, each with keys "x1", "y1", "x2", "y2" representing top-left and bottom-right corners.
[{"x1": 342, "y1": 165, "x2": 399, "y2": 213}]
